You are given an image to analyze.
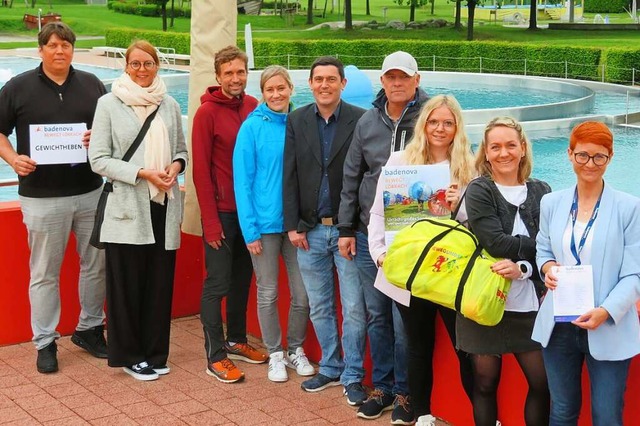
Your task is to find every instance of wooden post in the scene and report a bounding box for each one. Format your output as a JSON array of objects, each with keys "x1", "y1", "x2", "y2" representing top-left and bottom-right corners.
[{"x1": 182, "y1": 0, "x2": 237, "y2": 236}]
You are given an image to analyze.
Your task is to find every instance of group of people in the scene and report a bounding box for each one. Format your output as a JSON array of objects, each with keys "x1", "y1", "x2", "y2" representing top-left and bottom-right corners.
[{"x1": 0, "y1": 21, "x2": 638, "y2": 426}]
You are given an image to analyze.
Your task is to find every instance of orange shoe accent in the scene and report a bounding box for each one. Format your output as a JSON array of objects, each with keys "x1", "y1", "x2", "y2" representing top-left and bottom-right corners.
[
  {"x1": 225, "y1": 342, "x2": 268, "y2": 364},
  {"x1": 206, "y1": 358, "x2": 245, "y2": 383}
]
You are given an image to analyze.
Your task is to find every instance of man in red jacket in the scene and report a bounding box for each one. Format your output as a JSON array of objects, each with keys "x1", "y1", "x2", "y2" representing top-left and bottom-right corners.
[{"x1": 192, "y1": 45, "x2": 266, "y2": 383}]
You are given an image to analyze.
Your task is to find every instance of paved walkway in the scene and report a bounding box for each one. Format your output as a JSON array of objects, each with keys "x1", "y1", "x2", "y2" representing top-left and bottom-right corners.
[{"x1": 0, "y1": 316, "x2": 405, "y2": 426}]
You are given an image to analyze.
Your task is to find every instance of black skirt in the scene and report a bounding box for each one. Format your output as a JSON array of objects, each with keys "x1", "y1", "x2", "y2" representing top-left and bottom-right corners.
[{"x1": 456, "y1": 311, "x2": 541, "y2": 355}]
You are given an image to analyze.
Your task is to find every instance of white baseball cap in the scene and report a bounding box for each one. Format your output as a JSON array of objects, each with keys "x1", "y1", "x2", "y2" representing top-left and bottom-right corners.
[{"x1": 381, "y1": 51, "x2": 418, "y2": 76}]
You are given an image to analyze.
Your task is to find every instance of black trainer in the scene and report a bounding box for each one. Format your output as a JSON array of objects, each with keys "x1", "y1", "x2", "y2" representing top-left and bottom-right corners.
[
  {"x1": 71, "y1": 325, "x2": 108, "y2": 359},
  {"x1": 357, "y1": 389, "x2": 394, "y2": 420},
  {"x1": 37, "y1": 341, "x2": 58, "y2": 374},
  {"x1": 391, "y1": 394, "x2": 415, "y2": 425},
  {"x1": 123, "y1": 362, "x2": 159, "y2": 381},
  {"x1": 344, "y1": 382, "x2": 367, "y2": 406}
]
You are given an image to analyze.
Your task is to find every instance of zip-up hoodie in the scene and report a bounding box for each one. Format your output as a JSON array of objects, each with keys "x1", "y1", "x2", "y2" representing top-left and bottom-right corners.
[
  {"x1": 192, "y1": 86, "x2": 258, "y2": 242},
  {"x1": 338, "y1": 87, "x2": 429, "y2": 237},
  {"x1": 233, "y1": 102, "x2": 290, "y2": 244}
]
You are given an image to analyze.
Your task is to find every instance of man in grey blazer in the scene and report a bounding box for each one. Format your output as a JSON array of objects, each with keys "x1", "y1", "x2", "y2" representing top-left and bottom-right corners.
[{"x1": 283, "y1": 56, "x2": 368, "y2": 404}]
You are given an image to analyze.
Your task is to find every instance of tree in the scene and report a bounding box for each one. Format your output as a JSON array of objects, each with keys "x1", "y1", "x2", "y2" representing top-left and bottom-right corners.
[
  {"x1": 528, "y1": 0, "x2": 538, "y2": 30},
  {"x1": 345, "y1": 0, "x2": 353, "y2": 30},
  {"x1": 453, "y1": 0, "x2": 462, "y2": 28},
  {"x1": 466, "y1": 0, "x2": 478, "y2": 40},
  {"x1": 393, "y1": 0, "x2": 429, "y2": 22},
  {"x1": 366, "y1": 0, "x2": 370, "y2": 15},
  {"x1": 170, "y1": 0, "x2": 175, "y2": 28},
  {"x1": 306, "y1": 0, "x2": 313, "y2": 25},
  {"x1": 160, "y1": 0, "x2": 168, "y2": 31}
]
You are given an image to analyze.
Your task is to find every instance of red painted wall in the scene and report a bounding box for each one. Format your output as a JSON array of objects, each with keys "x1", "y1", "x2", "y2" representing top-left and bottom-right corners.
[{"x1": 0, "y1": 202, "x2": 638, "y2": 425}]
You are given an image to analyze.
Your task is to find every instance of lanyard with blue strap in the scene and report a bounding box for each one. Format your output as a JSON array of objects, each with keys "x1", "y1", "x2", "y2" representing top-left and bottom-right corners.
[{"x1": 569, "y1": 186, "x2": 603, "y2": 265}]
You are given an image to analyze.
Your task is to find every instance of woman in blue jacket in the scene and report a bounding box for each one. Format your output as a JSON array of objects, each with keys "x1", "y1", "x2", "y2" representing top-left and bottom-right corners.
[
  {"x1": 533, "y1": 121, "x2": 640, "y2": 426},
  {"x1": 233, "y1": 66, "x2": 313, "y2": 383}
]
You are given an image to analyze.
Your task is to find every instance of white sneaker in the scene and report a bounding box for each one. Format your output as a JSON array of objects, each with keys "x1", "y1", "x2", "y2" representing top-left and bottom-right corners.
[
  {"x1": 286, "y1": 347, "x2": 315, "y2": 376},
  {"x1": 415, "y1": 414, "x2": 437, "y2": 426},
  {"x1": 268, "y1": 351, "x2": 288, "y2": 382}
]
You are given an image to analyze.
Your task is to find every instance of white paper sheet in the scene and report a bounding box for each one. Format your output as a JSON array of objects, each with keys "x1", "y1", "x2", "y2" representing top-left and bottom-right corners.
[
  {"x1": 374, "y1": 270, "x2": 411, "y2": 307},
  {"x1": 29, "y1": 123, "x2": 87, "y2": 165},
  {"x1": 552, "y1": 265, "x2": 595, "y2": 322}
]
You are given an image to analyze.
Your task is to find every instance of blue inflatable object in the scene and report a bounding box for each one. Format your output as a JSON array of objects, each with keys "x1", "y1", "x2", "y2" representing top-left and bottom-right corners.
[
  {"x1": 409, "y1": 181, "x2": 433, "y2": 202},
  {"x1": 383, "y1": 190, "x2": 391, "y2": 208},
  {"x1": 342, "y1": 65, "x2": 374, "y2": 108}
]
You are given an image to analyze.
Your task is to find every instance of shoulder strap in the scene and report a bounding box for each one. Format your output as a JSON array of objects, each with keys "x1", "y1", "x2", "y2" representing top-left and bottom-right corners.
[{"x1": 122, "y1": 106, "x2": 159, "y2": 162}]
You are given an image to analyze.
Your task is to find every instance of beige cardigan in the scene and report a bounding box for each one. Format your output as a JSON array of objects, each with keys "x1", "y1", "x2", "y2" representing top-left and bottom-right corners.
[{"x1": 89, "y1": 93, "x2": 188, "y2": 250}]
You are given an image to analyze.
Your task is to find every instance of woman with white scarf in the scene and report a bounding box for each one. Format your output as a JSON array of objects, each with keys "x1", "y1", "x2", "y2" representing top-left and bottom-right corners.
[{"x1": 89, "y1": 40, "x2": 188, "y2": 382}]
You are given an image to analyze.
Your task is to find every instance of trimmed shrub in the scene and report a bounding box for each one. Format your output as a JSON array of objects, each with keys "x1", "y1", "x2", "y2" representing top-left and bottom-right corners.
[
  {"x1": 103, "y1": 29, "x2": 637, "y2": 83},
  {"x1": 584, "y1": 0, "x2": 628, "y2": 13},
  {"x1": 602, "y1": 48, "x2": 640, "y2": 84},
  {"x1": 105, "y1": 28, "x2": 190, "y2": 54}
]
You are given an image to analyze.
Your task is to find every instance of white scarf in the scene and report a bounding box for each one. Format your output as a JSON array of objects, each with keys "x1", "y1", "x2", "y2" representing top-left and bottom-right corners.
[{"x1": 111, "y1": 73, "x2": 172, "y2": 204}]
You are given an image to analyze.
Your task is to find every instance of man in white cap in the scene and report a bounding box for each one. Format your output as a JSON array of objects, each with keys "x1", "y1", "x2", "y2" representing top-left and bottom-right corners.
[{"x1": 338, "y1": 51, "x2": 428, "y2": 423}]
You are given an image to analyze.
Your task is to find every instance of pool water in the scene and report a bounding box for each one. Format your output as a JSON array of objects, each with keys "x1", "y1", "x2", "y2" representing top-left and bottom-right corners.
[
  {"x1": 528, "y1": 127, "x2": 640, "y2": 193},
  {"x1": 0, "y1": 57, "x2": 186, "y2": 83},
  {"x1": 2, "y1": 57, "x2": 639, "y2": 201},
  {"x1": 170, "y1": 82, "x2": 578, "y2": 115}
]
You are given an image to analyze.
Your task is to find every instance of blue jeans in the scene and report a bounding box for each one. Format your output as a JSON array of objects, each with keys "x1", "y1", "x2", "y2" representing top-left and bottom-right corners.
[
  {"x1": 355, "y1": 231, "x2": 409, "y2": 396},
  {"x1": 296, "y1": 224, "x2": 366, "y2": 385},
  {"x1": 543, "y1": 323, "x2": 632, "y2": 426}
]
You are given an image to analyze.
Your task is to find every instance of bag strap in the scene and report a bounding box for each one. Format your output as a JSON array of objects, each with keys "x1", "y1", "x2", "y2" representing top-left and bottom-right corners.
[
  {"x1": 450, "y1": 186, "x2": 468, "y2": 221},
  {"x1": 404, "y1": 219, "x2": 469, "y2": 291},
  {"x1": 122, "y1": 106, "x2": 159, "y2": 162},
  {"x1": 454, "y1": 244, "x2": 484, "y2": 312}
]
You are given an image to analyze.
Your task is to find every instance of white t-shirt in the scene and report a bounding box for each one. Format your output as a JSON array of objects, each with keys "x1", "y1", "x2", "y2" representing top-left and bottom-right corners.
[
  {"x1": 561, "y1": 219, "x2": 595, "y2": 266},
  {"x1": 495, "y1": 183, "x2": 539, "y2": 312}
]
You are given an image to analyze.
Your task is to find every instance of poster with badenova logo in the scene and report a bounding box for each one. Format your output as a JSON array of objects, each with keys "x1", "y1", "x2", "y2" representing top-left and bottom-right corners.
[
  {"x1": 29, "y1": 123, "x2": 87, "y2": 165},
  {"x1": 381, "y1": 164, "x2": 451, "y2": 247}
]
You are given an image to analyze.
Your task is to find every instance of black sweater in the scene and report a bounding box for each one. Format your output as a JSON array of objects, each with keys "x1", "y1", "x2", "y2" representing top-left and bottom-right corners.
[
  {"x1": 465, "y1": 175, "x2": 551, "y2": 297},
  {"x1": 0, "y1": 64, "x2": 106, "y2": 197}
]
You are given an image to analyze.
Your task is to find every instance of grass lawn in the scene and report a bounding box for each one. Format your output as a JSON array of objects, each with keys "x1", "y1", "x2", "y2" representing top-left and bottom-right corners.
[{"x1": 0, "y1": 0, "x2": 638, "y2": 49}]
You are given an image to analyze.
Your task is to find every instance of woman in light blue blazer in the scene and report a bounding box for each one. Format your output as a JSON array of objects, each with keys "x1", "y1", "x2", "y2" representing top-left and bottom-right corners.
[{"x1": 533, "y1": 121, "x2": 640, "y2": 426}]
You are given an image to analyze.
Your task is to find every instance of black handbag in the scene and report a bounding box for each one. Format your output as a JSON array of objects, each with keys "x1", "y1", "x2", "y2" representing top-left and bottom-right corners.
[{"x1": 89, "y1": 107, "x2": 159, "y2": 249}]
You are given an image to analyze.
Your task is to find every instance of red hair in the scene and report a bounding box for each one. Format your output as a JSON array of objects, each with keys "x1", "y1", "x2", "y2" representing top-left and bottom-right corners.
[{"x1": 569, "y1": 121, "x2": 613, "y2": 154}]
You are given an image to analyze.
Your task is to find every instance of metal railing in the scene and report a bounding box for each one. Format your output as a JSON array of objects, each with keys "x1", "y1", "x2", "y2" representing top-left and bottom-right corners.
[
  {"x1": 0, "y1": 178, "x2": 18, "y2": 188},
  {"x1": 255, "y1": 53, "x2": 640, "y2": 86}
]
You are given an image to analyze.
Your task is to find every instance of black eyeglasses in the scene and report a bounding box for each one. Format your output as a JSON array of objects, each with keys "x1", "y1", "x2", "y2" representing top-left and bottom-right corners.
[
  {"x1": 573, "y1": 151, "x2": 609, "y2": 166},
  {"x1": 128, "y1": 61, "x2": 157, "y2": 70}
]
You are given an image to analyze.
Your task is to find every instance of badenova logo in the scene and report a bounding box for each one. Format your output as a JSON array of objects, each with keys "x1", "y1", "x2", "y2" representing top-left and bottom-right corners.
[
  {"x1": 35, "y1": 126, "x2": 42, "y2": 132},
  {"x1": 384, "y1": 168, "x2": 418, "y2": 176},
  {"x1": 43, "y1": 125, "x2": 73, "y2": 132}
]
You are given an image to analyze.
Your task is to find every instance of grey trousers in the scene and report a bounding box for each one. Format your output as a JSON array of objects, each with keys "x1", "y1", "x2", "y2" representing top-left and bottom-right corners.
[
  {"x1": 250, "y1": 233, "x2": 309, "y2": 354},
  {"x1": 20, "y1": 187, "x2": 106, "y2": 350}
]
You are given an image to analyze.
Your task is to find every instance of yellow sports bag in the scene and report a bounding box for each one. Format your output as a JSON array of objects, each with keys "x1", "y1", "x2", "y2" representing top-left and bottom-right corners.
[{"x1": 383, "y1": 218, "x2": 511, "y2": 326}]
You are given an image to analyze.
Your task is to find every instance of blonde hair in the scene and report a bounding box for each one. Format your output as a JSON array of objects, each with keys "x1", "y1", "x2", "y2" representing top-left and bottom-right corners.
[
  {"x1": 475, "y1": 116, "x2": 533, "y2": 184},
  {"x1": 259, "y1": 65, "x2": 294, "y2": 103},
  {"x1": 403, "y1": 95, "x2": 474, "y2": 187}
]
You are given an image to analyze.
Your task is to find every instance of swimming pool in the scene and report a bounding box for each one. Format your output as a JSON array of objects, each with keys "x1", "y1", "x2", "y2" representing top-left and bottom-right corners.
[{"x1": 1, "y1": 57, "x2": 640, "y2": 201}]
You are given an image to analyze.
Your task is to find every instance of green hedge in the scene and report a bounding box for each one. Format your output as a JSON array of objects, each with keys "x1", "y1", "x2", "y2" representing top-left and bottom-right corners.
[
  {"x1": 602, "y1": 48, "x2": 640, "y2": 84},
  {"x1": 105, "y1": 28, "x2": 190, "y2": 54},
  {"x1": 109, "y1": 0, "x2": 190, "y2": 17},
  {"x1": 250, "y1": 39, "x2": 602, "y2": 80},
  {"x1": 584, "y1": 0, "x2": 628, "y2": 13},
  {"x1": 105, "y1": 29, "x2": 639, "y2": 83}
]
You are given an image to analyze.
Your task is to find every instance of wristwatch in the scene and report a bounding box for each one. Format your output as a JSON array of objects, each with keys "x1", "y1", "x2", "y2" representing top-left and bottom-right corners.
[{"x1": 518, "y1": 261, "x2": 528, "y2": 280}]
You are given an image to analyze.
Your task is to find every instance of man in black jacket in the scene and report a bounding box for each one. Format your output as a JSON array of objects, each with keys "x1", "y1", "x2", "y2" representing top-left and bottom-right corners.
[
  {"x1": 0, "y1": 22, "x2": 108, "y2": 374},
  {"x1": 283, "y1": 56, "x2": 368, "y2": 404}
]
